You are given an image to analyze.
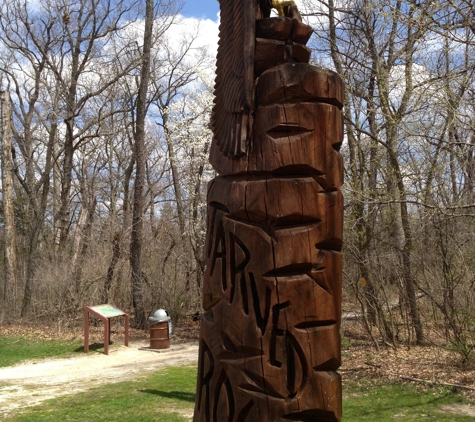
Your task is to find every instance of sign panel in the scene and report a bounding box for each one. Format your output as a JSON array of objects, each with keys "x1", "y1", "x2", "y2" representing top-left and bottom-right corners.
[{"x1": 89, "y1": 304, "x2": 125, "y2": 318}]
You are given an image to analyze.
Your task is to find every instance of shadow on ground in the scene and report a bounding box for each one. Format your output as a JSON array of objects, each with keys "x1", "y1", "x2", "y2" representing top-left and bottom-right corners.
[
  {"x1": 73, "y1": 342, "x2": 113, "y2": 353},
  {"x1": 138, "y1": 389, "x2": 196, "y2": 403}
]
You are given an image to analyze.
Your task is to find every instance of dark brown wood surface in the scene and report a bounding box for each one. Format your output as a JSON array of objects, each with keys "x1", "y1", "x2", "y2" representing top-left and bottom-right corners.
[{"x1": 194, "y1": 4, "x2": 343, "y2": 422}]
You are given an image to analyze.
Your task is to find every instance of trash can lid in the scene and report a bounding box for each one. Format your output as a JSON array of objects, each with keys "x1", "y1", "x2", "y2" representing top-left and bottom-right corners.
[{"x1": 149, "y1": 308, "x2": 170, "y2": 323}]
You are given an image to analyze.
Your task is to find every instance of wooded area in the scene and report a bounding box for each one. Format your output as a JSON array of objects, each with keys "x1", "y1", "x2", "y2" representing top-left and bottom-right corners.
[
  {"x1": 0, "y1": 0, "x2": 474, "y2": 364},
  {"x1": 307, "y1": 0, "x2": 475, "y2": 359},
  {"x1": 0, "y1": 0, "x2": 214, "y2": 328}
]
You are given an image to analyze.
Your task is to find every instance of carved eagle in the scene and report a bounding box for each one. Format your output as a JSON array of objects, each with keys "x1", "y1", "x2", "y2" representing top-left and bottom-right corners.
[
  {"x1": 211, "y1": 1, "x2": 301, "y2": 158},
  {"x1": 210, "y1": 0, "x2": 256, "y2": 158}
]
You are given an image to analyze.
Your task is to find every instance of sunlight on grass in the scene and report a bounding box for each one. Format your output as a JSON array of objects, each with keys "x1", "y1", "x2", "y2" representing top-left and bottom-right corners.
[
  {"x1": 2, "y1": 345, "x2": 472, "y2": 422},
  {"x1": 0, "y1": 336, "x2": 83, "y2": 368},
  {"x1": 343, "y1": 378, "x2": 472, "y2": 421},
  {"x1": 9, "y1": 365, "x2": 197, "y2": 422}
]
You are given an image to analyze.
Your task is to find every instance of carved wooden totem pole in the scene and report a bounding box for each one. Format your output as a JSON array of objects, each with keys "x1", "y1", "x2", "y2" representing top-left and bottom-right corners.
[{"x1": 193, "y1": 0, "x2": 344, "y2": 421}]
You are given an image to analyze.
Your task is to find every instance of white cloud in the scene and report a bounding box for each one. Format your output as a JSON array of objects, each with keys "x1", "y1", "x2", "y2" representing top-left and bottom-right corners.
[{"x1": 164, "y1": 14, "x2": 219, "y2": 64}]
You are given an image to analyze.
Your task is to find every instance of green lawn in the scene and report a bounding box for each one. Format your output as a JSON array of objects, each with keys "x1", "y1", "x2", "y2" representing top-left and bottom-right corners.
[
  {"x1": 0, "y1": 336, "x2": 84, "y2": 368},
  {"x1": 8, "y1": 365, "x2": 197, "y2": 422},
  {"x1": 343, "y1": 378, "x2": 472, "y2": 421},
  {"x1": 1, "y1": 335, "x2": 473, "y2": 421},
  {"x1": 6, "y1": 366, "x2": 473, "y2": 421}
]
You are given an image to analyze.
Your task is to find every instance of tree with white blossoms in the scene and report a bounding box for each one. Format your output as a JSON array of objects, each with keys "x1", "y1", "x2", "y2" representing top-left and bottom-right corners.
[
  {"x1": 155, "y1": 74, "x2": 214, "y2": 309},
  {"x1": 0, "y1": 0, "x2": 217, "y2": 322}
]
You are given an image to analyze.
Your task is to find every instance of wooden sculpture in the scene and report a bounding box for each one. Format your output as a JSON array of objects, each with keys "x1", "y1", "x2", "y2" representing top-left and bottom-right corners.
[
  {"x1": 194, "y1": 0, "x2": 344, "y2": 420},
  {"x1": 270, "y1": 0, "x2": 297, "y2": 17}
]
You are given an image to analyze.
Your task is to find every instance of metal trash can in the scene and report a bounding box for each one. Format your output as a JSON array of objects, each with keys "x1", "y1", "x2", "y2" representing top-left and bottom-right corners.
[{"x1": 149, "y1": 309, "x2": 172, "y2": 349}]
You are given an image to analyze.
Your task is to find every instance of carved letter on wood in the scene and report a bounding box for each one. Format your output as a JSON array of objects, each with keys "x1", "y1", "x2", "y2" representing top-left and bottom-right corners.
[{"x1": 193, "y1": 1, "x2": 344, "y2": 421}]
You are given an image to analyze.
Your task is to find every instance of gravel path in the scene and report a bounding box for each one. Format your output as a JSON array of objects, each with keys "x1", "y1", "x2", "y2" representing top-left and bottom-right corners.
[
  {"x1": 0, "y1": 340, "x2": 199, "y2": 418},
  {"x1": 2, "y1": 339, "x2": 474, "y2": 419}
]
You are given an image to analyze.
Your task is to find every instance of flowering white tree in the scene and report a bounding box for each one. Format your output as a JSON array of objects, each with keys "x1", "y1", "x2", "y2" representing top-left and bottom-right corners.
[
  {"x1": 149, "y1": 73, "x2": 214, "y2": 319},
  {"x1": 0, "y1": 0, "x2": 218, "y2": 321}
]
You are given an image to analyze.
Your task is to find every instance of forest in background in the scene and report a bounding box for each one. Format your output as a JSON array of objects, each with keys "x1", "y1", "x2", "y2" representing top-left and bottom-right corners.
[
  {"x1": 0, "y1": 0, "x2": 215, "y2": 329},
  {"x1": 0, "y1": 0, "x2": 474, "y2": 364}
]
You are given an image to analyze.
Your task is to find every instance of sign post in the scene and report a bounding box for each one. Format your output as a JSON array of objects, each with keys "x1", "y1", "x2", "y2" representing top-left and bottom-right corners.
[{"x1": 84, "y1": 304, "x2": 129, "y2": 355}]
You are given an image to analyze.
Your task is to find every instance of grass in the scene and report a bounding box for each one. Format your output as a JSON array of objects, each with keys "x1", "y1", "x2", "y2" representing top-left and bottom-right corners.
[
  {"x1": 5, "y1": 365, "x2": 473, "y2": 421},
  {"x1": 0, "y1": 336, "x2": 84, "y2": 368},
  {"x1": 1, "y1": 335, "x2": 473, "y2": 421},
  {"x1": 343, "y1": 378, "x2": 473, "y2": 421},
  {"x1": 8, "y1": 365, "x2": 197, "y2": 422},
  {"x1": 0, "y1": 336, "x2": 115, "y2": 368}
]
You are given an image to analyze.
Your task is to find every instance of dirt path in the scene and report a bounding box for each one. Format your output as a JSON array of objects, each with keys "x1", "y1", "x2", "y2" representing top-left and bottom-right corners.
[
  {"x1": 2, "y1": 338, "x2": 475, "y2": 419},
  {"x1": 0, "y1": 340, "x2": 199, "y2": 419}
]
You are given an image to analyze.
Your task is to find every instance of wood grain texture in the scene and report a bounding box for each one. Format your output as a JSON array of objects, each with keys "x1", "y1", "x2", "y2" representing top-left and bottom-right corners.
[
  {"x1": 256, "y1": 17, "x2": 312, "y2": 44},
  {"x1": 256, "y1": 17, "x2": 293, "y2": 40},
  {"x1": 291, "y1": 19, "x2": 313, "y2": 44},
  {"x1": 211, "y1": 0, "x2": 256, "y2": 158},
  {"x1": 254, "y1": 39, "x2": 311, "y2": 77},
  {"x1": 256, "y1": 63, "x2": 344, "y2": 107},
  {"x1": 194, "y1": 5, "x2": 344, "y2": 421}
]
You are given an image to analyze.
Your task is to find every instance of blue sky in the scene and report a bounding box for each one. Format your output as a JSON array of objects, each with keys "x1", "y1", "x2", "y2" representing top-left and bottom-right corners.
[
  {"x1": 181, "y1": 0, "x2": 220, "y2": 20},
  {"x1": 180, "y1": 0, "x2": 305, "y2": 21}
]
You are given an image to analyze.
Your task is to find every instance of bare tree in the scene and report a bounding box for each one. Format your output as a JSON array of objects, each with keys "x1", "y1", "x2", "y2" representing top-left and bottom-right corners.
[
  {"x1": 305, "y1": 0, "x2": 475, "y2": 352},
  {"x1": 1, "y1": 91, "x2": 18, "y2": 315},
  {"x1": 0, "y1": 0, "x2": 217, "y2": 326},
  {"x1": 129, "y1": 0, "x2": 156, "y2": 329},
  {"x1": 0, "y1": 0, "x2": 143, "y2": 315}
]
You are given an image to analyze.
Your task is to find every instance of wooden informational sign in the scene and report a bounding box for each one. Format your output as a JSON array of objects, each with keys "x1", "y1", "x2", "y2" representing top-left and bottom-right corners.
[
  {"x1": 84, "y1": 304, "x2": 129, "y2": 355},
  {"x1": 89, "y1": 304, "x2": 126, "y2": 318}
]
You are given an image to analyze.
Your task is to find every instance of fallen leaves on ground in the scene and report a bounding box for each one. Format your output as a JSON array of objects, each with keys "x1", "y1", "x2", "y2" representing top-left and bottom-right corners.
[{"x1": 341, "y1": 327, "x2": 475, "y2": 400}]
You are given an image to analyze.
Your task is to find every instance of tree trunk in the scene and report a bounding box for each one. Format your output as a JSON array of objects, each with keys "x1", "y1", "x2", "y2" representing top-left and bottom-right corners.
[
  {"x1": 1, "y1": 91, "x2": 18, "y2": 316},
  {"x1": 130, "y1": 0, "x2": 154, "y2": 329},
  {"x1": 103, "y1": 233, "x2": 121, "y2": 304},
  {"x1": 72, "y1": 198, "x2": 97, "y2": 297},
  {"x1": 52, "y1": 129, "x2": 61, "y2": 250},
  {"x1": 387, "y1": 144, "x2": 424, "y2": 344}
]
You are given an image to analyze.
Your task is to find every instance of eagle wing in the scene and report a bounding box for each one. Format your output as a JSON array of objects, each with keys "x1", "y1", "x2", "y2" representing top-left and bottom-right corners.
[{"x1": 211, "y1": 0, "x2": 256, "y2": 158}]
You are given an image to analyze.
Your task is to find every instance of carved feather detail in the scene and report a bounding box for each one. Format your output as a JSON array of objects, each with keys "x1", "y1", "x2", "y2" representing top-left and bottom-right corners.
[{"x1": 211, "y1": 0, "x2": 256, "y2": 158}]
